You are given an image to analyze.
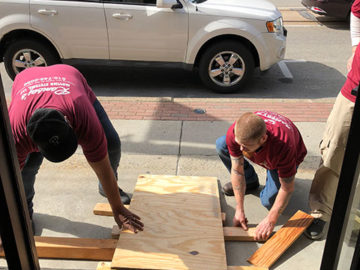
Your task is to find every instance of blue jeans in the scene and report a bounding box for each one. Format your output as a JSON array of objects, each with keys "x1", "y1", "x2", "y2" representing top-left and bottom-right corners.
[
  {"x1": 216, "y1": 135, "x2": 280, "y2": 210},
  {"x1": 21, "y1": 99, "x2": 121, "y2": 217}
]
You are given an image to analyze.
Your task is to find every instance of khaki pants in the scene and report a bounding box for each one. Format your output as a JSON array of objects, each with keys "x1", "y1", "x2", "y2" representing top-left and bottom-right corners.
[{"x1": 309, "y1": 93, "x2": 354, "y2": 221}]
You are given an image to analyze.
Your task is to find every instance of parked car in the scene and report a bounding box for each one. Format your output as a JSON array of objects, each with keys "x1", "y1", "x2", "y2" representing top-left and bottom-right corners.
[
  {"x1": 302, "y1": 0, "x2": 354, "y2": 19},
  {"x1": 0, "y1": 0, "x2": 286, "y2": 93}
]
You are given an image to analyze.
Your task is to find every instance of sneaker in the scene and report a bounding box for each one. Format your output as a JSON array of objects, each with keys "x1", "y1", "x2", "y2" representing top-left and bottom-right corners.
[
  {"x1": 99, "y1": 187, "x2": 132, "y2": 205},
  {"x1": 222, "y1": 174, "x2": 260, "y2": 196},
  {"x1": 304, "y1": 218, "x2": 326, "y2": 240}
]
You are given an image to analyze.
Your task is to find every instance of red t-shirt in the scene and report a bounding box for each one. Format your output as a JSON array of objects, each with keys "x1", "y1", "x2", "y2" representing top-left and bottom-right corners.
[
  {"x1": 226, "y1": 111, "x2": 307, "y2": 178},
  {"x1": 9, "y1": 64, "x2": 107, "y2": 168},
  {"x1": 352, "y1": 0, "x2": 360, "y2": 18},
  {"x1": 341, "y1": 45, "x2": 360, "y2": 103}
]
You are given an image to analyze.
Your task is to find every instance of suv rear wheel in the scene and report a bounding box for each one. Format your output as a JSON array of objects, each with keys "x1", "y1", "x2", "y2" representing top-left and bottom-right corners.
[
  {"x1": 4, "y1": 39, "x2": 60, "y2": 80},
  {"x1": 199, "y1": 41, "x2": 255, "y2": 93}
]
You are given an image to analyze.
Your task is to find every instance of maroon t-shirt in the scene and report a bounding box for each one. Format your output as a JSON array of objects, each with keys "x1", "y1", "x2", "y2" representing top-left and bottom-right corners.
[
  {"x1": 352, "y1": 0, "x2": 360, "y2": 18},
  {"x1": 9, "y1": 64, "x2": 107, "y2": 168},
  {"x1": 341, "y1": 44, "x2": 360, "y2": 103},
  {"x1": 226, "y1": 111, "x2": 307, "y2": 178}
]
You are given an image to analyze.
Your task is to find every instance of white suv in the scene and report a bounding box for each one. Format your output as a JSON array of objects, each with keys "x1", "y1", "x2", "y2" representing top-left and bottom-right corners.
[{"x1": 0, "y1": 0, "x2": 286, "y2": 93}]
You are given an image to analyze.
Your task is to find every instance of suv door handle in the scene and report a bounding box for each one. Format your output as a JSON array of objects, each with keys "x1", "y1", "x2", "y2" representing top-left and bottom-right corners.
[
  {"x1": 38, "y1": 9, "x2": 58, "y2": 16},
  {"x1": 112, "y1": 13, "x2": 133, "y2": 21}
]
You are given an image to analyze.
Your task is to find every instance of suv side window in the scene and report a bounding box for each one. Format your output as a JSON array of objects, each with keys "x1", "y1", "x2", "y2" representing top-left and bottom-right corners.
[{"x1": 104, "y1": 0, "x2": 156, "y2": 5}]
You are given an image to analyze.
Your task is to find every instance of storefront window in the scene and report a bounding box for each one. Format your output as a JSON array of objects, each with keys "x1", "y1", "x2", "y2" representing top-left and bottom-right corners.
[{"x1": 337, "y1": 172, "x2": 360, "y2": 269}]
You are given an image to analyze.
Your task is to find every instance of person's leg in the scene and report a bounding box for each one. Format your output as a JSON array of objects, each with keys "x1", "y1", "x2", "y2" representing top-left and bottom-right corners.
[
  {"x1": 260, "y1": 169, "x2": 281, "y2": 210},
  {"x1": 93, "y1": 99, "x2": 131, "y2": 204},
  {"x1": 306, "y1": 93, "x2": 354, "y2": 240},
  {"x1": 216, "y1": 135, "x2": 259, "y2": 195},
  {"x1": 308, "y1": 163, "x2": 339, "y2": 222},
  {"x1": 21, "y1": 152, "x2": 44, "y2": 219}
]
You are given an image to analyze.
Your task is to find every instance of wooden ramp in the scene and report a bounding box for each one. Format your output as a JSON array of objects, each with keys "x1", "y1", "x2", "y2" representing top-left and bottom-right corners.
[{"x1": 111, "y1": 174, "x2": 227, "y2": 270}]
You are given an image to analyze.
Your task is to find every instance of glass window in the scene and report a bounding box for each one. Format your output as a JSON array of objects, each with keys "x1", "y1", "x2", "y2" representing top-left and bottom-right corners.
[{"x1": 337, "y1": 173, "x2": 360, "y2": 269}]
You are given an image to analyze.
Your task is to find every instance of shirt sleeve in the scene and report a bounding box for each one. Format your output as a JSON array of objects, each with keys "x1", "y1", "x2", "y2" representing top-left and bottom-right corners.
[
  {"x1": 351, "y1": 12, "x2": 360, "y2": 46},
  {"x1": 276, "y1": 143, "x2": 297, "y2": 178},
  {"x1": 74, "y1": 99, "x2": 108, "y2": 163},
  {"x1": 226, "y1": 123, "x2": 242, "y2": 157}
]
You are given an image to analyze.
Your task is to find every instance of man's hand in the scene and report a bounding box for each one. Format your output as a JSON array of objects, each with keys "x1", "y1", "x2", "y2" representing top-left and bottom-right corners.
[
  {"x1": 233, "y1": 208, "x2": 248, "y2": 230},
  {"x1": 255, "y1": 216, "x2": 275, "y2": 241},
  {"x1": 114, "y1": 206, "x2": 144, "y2": 233}
]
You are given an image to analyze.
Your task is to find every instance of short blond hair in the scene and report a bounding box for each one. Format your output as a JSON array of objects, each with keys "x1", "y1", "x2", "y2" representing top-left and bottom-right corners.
[{"x1": 235, "y1": 112, "x2": 266, "y2": 142}]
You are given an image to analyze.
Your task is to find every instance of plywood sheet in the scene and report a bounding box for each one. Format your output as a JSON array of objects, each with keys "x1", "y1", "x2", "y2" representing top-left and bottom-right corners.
[
  {"x1": 111, "y1": 174, "x2": 227, "y2": 270},
  {"x1": 247, "y1": 210, "x2": 314, "y2": 268},
  {"x1": 94, "y1": 202, "x2": 225, "y2": 224},
  {"x1": 112, "y1": 225, "x2": 262, "y2": 242}
]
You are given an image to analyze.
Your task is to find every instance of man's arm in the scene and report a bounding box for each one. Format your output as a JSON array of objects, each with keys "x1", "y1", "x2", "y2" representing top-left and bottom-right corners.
[
  {"x1": 348, "y1": 12, "x2": 360, "y2": 71},
  {"x1": 88, "y1": 155, "x2": 144, "y2": 233},
  {"x1": 230, "y1": 155, "x2": 248, "y2": 230},
  {"x1": 255, "y1": 175, "x2": 295, "y2": 241}
]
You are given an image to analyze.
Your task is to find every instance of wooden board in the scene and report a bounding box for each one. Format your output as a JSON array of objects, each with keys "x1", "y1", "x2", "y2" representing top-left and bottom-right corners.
[
  {"x1": 97, "y1": 263, "x2": 268, "y2": 270},
  {"x1": 94, "y1": 202, "x2": 226, "y2": 224},
  {"x1": 97, "y1": 262, "x2": 111, "y2": 270},
  {"x1": 0, "y1": 236, "x2": 117, "y2": 260},
  {"x1": 227, "y1": 267, "x2": 268, "y2": 270},
  {"x1": 224, "y1": 227, "x2": 262, "y2": 242},
  {"x1": 247, "y1": 210, "x2": 314, "y2": 268},
  {"x1": 111, "y1": 174, "x2": 227, "y2": 270},
  {"x1": 93, "y1": 203, "x2": 127, "y2": 216},
  {"x1": 112, "y1": 225, "x2": 262, "y2": 242}
]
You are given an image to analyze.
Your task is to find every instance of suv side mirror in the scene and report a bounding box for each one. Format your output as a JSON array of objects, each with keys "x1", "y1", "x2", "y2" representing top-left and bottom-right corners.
[{"x1": 157, "y1": 0, "x2": 183, "y2": 9}]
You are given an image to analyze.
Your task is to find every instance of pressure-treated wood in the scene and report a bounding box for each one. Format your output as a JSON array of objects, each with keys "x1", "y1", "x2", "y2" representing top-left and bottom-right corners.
[
  {"x1": 111, "y1": 174, "x2": 227, "y2": 270},
  {"x1": 112, "y1": 225, "x2": 263, "y2": 242},
  {"x1": 94, "y1": 202, "x2": 226, "y2": 224},
  {"x1": 0, "y1": 236, "x2": 117, "y2": 260},
  {"x1": 247, "y1": 210, "x2": 314, "y2": 268}
]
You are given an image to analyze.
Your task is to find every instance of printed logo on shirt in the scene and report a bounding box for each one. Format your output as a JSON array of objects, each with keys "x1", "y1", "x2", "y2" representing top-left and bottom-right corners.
[
  {"x1": 17, "y1": 76, "x2": 73, "y2": 100},
  {"x1": 256, "y1": 111, "x2": 293, "y2": 130}
]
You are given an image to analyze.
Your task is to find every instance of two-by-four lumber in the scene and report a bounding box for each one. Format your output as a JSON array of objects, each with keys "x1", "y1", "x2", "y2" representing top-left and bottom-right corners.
[
  {"x1": 227, "y1": 267, "x2": 268, "y2": 270},
  {"x1": 94, "y1": 202, "x2": 226, "y2": 224},
  {"x1": 96, "y1": 262, "x2": 268, "y2": 270},
  {"x1": 93, "y1": 203, "x2": 128, "y2": 216},
  {"x1": 0, "y1": 236, "x2": 117, "y2": 261},
  {"x1": 111, "y1": 225, "x2": 263, "y2": 242},
  {"x1": 247, "y1": 210, "x2": 314, "y2": 268}
]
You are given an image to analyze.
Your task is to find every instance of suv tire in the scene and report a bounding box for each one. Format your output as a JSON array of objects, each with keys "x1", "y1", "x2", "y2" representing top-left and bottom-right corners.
[
  {"x1": 4, "y1": 39, "x2": 60, "y2": 80},
  {"x1": 199, "y1": 41, "x2": 254, "y2": 93}
]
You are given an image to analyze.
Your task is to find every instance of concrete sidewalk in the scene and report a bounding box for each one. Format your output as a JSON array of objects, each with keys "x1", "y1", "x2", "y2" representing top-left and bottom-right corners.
[{"x1": 0, "y1": 118, "x2": 327, "y2": 270}]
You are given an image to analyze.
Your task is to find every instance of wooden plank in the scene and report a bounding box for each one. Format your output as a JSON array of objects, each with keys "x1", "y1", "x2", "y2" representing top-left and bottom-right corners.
[
  {"x1": 0, "y1": 236, "x2": 117, "y2": 261},
  {"x1": 94, "y1": 202, "x2": 226, "y2": 224},
  {"x1": 112, "y1": 225, "x2": 263, "y2": 242},
  {"x1": 247, "y1": 210, "x2": 314, "y2": 268},
  {"x1": 93, "y1": 203, "x2": 128, "y2": 216},
  {"x1": 228, "y1": 267, "x2": 268, "y2": 270},
  {"x1": 224, "y1": 227, "x2": 261, "y2": 242},
  {"x1": 97, "y1": 262, "x2": 111, "y2": 270},
  {"x1": 111, "y1": 174, "x2": 227, "y2": 270}
]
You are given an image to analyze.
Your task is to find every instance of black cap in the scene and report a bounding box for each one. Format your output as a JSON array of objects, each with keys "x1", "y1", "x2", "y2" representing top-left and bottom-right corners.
[{"x1": 26, "y1": 108, "x2": 78, "y2": 162}]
